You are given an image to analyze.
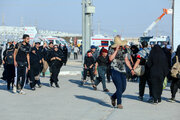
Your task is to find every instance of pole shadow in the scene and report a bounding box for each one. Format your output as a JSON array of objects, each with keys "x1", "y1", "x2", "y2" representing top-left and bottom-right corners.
[
  {"x1": 69, "y1": 79, "x2": 94, "y2": 90},
  {"x1": 75, "y1": 95, "x2": 112, "y2": 108}
]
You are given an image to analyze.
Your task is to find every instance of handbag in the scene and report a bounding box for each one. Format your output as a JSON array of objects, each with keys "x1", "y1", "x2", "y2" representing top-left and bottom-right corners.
[
  {"x1": 134, "y1": 65, "x2": 145, "y2": 76},
  {"x1": 171, "y1": 56, "x2": 180, "y2": 78}
]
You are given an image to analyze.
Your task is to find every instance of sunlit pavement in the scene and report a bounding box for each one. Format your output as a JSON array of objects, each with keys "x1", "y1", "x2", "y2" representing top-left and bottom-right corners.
[{"x1": 0, "y1": 61, "x2": 179, "y2": 120}]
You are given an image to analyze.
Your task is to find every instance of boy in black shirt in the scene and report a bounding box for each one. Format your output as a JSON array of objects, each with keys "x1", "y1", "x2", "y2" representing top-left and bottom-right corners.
[
  {"x1": 82, "y1": 51, "x2": 94, "y2": 85},
  {"x1": 93, "y1": 49, "x2": 109, "y2": 92}
]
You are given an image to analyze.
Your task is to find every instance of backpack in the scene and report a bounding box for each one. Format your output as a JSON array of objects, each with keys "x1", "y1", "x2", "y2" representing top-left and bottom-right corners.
[
  {"x1": 6, "y1": 50, "x2": 14, "y2": 65},
  {"x1": 171, "y1": 56, "x2": 180, "y2": 78}
]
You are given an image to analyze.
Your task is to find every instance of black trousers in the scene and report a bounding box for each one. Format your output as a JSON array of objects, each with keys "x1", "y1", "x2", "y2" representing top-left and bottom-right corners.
[
  {"x1": 139, "y1": 73, "x2": 152, "y2": 97},
  {"x1": 83, "y1": 68, "x2": 94, "y2": 80},
  {"x1": 50, "y1": 63, "x2": 62, "y2": 83},
  {"x1": 6, "y1": 64, "x2": 15, "y2": 89},
  {"x1": 74, "y1": 53, "x2": 78, "y2": 60},
  {"x1": 14, "y1": 66, "x2": 27, "y2": 89},
  {"x1": 170, "y1": 78, "x2": 180, "y2": 98}
]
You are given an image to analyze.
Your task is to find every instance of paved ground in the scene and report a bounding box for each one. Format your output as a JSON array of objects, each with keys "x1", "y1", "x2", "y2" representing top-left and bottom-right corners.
[{"x1": 0, "y1": 58, "x2": 179, "y2": 120}]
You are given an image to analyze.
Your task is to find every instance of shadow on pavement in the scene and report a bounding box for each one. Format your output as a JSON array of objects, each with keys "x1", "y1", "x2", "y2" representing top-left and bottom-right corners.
[
  {"x1": 0, "y1": 84, "x2": 7, "y2": 91},
  {"x1": 0, "y1": 79, "x2": 7, "y2": 91},
  {"x1": 123, "y1": 94, "x2": 139, "y2": 101},
  {"x1": 0, "y1": 80, "x2": 15, "y2": 93},
  {"x1": 105, "y1": 92, "x2": 113, "y2": 97},
  {"x1": 69, "y1": 79, "x2": 94, "y2": 90},
  {"x1": 75, "y1": 95, "x2": 112, "y2": 108},
  {"x1": 41, "y1": 82, "x2": 50, "y2": 87}
]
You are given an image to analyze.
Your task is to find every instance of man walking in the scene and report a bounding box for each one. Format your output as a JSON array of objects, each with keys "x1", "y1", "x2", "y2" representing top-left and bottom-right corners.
[
  {"x1": 13, "y1": 34, "x2": 31, "y2": 94},
  {"x1": 74, "y1": 46, "x2": 79, "y2": 60},
  {"x1": 133, "y1": 41, "x2": 152, "y2": 101}
]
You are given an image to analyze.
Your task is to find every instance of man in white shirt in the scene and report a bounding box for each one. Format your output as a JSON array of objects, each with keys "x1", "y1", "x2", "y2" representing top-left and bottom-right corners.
[{"x1": 74, "y1": 46, "x2": 79, "y2": 60}]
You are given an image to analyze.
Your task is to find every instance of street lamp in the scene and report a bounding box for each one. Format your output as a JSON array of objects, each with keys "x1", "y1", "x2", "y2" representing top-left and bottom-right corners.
[{"x1": 82, "y1": 0, "x2": 95, "y2": 62}]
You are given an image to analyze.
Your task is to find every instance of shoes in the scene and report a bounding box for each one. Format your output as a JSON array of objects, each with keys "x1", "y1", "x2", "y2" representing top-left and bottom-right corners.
[
  {"x1": 81, "y1": 80, "x2": 86, "y2": 86},
  {"x1": 90, "y1": 80, "x2": 94, "y2": 85},
  {"x1": 13, "y1": 86, "x2": 17, "y2": 93},
  {"x1": 55, "y1": 83, "x2": 60, "y2": 88},
  {"x1": 158, "y1": 98, "x2": 162, "y2": 103},
  {"x1": 37, "y1": 80, "x2": 42, "y2": 88},
  {"x1": 7, "y1": 83, "x2": 10, "y2": 90},
  {"x1": 153, "y1": 101, "x2": 158, "y2": 105},
  {"x1": 50, "y1": 82, "x2": 54, "y2": 87},
  {"x1": 103, "y1": 89, "x2": 109, "y2": 92},
  {"x1": 111, "y1": 97, "x2": 116, "y2": 107},
  {"x1": 17, "y1": 83, "x2": 21, "y2": 90},
  {"x1": 117, "y1": 104, "x2": 123, "y2": 109},
  {"x1": 147, "y1": 97, "x2": 154, "y2": 103},
  {"x1": 31, "y1": 87, "x2": 36, "y2": 91},
  {"x1": 19, "y1": 90, "x2": 26, "y2": 95},
  {"x1": 138, "y1": 96, "x2": 143, "y2": 101},
  {"x1": 38, "y1": 84, "x2": 42, "y2": 88},
  {"x1": 92, "y1": 85, "x2": 97, "y2": 90},
  {"x1": 168, "y1": 98, "x2": 176, "y2": 103}
]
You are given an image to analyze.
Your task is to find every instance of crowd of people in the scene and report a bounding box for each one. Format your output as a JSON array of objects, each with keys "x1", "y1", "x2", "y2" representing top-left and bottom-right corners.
[
  {"x1": 1, "y1": 34, "x2": 68, "y2": 94},
  {"x1": 0, "y1": 34, "x2": 179, "y2": 109},
  {"x1": 82, "y1": 35, "x2": 180, "y2": 109}
]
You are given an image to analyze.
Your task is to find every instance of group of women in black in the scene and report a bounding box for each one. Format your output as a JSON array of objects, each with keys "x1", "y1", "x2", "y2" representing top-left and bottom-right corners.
[
  {"x1": 2, "y1": 41, "x2": 67, "y2": 91},
  {"x1": 129, "y1": 43, "x2": 180, "y2": 104},
  {"x1": 146, "y1": 45, "x2": 180, "y2": 103}
]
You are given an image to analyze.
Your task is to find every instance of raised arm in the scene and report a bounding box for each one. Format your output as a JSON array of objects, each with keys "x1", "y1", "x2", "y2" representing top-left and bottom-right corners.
[{"x1": 109, "y1": 45, "x2": 119, "y2": 61}]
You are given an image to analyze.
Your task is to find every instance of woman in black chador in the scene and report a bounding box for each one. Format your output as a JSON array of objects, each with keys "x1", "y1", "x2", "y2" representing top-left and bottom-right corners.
[
  {"x1": 147, "y1": 45, "x2": 169, "y2": 104},
  {"x1": 29, "y1": 47, "x2": 41, "y2": 90},
  {"x1": 63, "y1": 44, "x2": 68, "y2": 66},
  {"x1": 49, "y1": 45, "x2": 64, "y2": 88}
]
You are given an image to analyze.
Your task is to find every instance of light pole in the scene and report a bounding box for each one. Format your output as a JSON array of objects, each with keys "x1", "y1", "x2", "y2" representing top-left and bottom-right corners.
[
  {"x1": 172, "y1": 0, "x2": 174, "y2": 49},
  {"x1": 82, "y1": 0, "x2": 95, "y2": 62}
]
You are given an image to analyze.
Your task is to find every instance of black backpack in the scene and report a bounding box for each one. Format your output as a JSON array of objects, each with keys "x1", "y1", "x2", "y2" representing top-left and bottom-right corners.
[{"x1": 6, "y1": 50, "x2": 14, "y2": 65}]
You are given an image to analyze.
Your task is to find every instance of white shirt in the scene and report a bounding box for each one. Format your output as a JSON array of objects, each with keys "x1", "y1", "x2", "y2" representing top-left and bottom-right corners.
[{"x1": 74, "y1": 47, "x2": 79, "y2": 53}]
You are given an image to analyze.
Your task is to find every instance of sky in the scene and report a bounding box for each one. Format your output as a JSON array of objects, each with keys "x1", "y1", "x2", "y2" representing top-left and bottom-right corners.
[{"x1": 0, "y1": 0, "x2": 173, "y2": 37}]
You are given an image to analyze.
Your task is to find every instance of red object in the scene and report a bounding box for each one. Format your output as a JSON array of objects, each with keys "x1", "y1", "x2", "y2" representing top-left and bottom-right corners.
[
  {"x1": 102, "y1": 49, "x2": 108, "y2": 53},
  {"x1": 137, "y1": 55, "x2": 141, "y2": 59},
  {"x1": 99, "y1": 46, "x2": 108, "y2": 47}
]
